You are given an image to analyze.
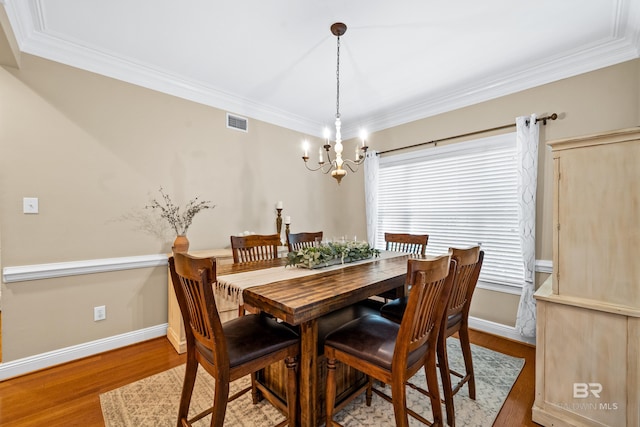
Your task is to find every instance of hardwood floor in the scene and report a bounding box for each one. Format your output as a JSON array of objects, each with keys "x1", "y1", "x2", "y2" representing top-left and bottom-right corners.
[{"x1": 0, "y1": 329, "x2": 538, "y2": 426}]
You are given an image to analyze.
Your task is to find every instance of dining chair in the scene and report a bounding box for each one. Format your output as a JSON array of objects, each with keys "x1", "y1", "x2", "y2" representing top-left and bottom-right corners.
[
  {"x1": 230, "y1": 233, "x2": 281, "y2": 263},
  {"x1": 230, "y1": 233, "x2": 282, "y2": 315},
  {"x1": 380, "y1": 246, "x2": 484, "y2": 427},
  {"x1": 169, "y1": 253, "x2": 300, "y2": 427},
  {"x1": 378, "y1": 233, "x2": 430, "y2": 301},
  {"x1": 437, "y1": 247, "x2": 483, "y2": 427},
  {"x1": 324, "y1": 255, "x2": 456, "y2": 427},
  {"x1": 286, "y1": 231, "x2": 323, "y2": 252},
  {"x1": 385, "y1": 232, "x2": 429, "y2": 256}
]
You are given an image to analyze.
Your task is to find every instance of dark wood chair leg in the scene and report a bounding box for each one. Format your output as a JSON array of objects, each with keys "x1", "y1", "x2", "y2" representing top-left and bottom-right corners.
[
  {"x1": 391, "y1": 377, "x2": 409, "y2": 427},
  {"x1": 177, "y1": 357, "x2": 198, "y2": 427},
  {"x1": 250, "y1": 372, "x2": 261, "y2": 404},
  {"x1": 285, "y1": 356, "x2": 298, "y2": 427},
  {"x1": 437, "y1": 336, "x2": 455, "y2": 427},
  {"x1": 210, "y1": 378, "x2": 229, "y2": 427},
  {"x1": 425, "y1": 350, "x2": 444, "y2": 427},
  {"x1": 325, "y1": 356, "x2": 337, "y2": 427},
  {"x1": 458, "y1": 323, "x2": 476, "y2": 400}
]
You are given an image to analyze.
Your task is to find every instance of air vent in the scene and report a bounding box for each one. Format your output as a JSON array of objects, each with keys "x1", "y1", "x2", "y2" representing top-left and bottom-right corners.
[{"x1": 226, "y1": 113, "x2": 248, "y2": 132}]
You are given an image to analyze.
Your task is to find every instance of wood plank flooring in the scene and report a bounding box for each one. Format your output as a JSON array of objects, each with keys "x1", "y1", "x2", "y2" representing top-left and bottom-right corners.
[{"x1": 0, "y1": 329, "x2": 539, "y2": 426}]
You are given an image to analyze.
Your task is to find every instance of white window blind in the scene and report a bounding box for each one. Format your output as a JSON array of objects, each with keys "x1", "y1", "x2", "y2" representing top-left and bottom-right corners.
[{"x1": 377, "y1": 132, "x2": 524, "y2": 289}]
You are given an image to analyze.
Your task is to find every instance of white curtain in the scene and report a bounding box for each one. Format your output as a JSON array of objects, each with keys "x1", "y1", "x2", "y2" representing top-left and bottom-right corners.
[
  {"x1": 364, "y1": 151, "x2": 379, "y2": 247},
  {"x1": 515, "y1": 114, "x2": 539, "y2": 338}
]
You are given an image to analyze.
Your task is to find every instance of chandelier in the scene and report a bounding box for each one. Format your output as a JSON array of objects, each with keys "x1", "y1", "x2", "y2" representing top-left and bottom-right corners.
[{"x1": 302, "y1": 22, "x2": 369, "y2": 184}]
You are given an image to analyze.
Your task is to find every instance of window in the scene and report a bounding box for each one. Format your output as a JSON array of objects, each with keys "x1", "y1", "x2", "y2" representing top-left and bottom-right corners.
[{"x1": 376, "y1": 132, "x2": 524, "y2": 292}]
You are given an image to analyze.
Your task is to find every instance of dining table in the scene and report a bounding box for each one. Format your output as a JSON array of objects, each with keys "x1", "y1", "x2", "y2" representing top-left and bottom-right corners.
[{"x1": 211, "y1": 250, "x2": 418, "y2": 427}]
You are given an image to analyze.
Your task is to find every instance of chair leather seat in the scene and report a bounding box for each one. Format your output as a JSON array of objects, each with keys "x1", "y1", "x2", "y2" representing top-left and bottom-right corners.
[
  {"x1": 317, "y1": 299, "x2": 384, "y2": 354},
  {"x1": 325, "y1": 314, "x2": 427, "y2": 371},
  {"x1": 196, "y1": 314, "x2": 299, "y2": 368},
  {"x1": 283, "y1": 299, "x2": 384, "y2": 355},
  {"x1": 447, "y1": 312, "x2": 463, "y2": 328},
  {"x1": 379, "y1": 296, "x2": 408, "y2": 323},
  {"x1": 381, "y1": 297, "x2": 462, "y2": 328}
]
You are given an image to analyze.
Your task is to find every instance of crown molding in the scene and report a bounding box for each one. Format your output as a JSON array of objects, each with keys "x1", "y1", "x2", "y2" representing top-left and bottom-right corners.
[
  {"x1": 348, "y1": 36, "x2": 640, "y2": 137},
  {"x1": 4, "y1": 0, "x2": 640, "y2": 140},
  {"x1": 18, "y1": 27, "x2": 325, "y2": 136}
]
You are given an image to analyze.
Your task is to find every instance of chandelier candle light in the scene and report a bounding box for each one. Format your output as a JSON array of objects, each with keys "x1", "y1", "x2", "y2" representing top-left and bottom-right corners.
[{"x1": 302, "y1": 22, "x2": 369, "y2": 184}]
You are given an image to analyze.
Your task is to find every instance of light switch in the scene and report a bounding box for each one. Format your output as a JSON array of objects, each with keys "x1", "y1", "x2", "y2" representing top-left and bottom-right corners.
[{"x1": 23, "y1": 197, "x2": 39, "y2": 214}]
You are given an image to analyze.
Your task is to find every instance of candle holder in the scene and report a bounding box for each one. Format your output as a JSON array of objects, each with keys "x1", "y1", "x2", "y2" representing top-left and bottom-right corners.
[
  {"x1": 276, "y1": 208, "x2": 283, "y2": 243},
  {"x1": 285, "y1": 223, "x2": 290, "y2": 239}
]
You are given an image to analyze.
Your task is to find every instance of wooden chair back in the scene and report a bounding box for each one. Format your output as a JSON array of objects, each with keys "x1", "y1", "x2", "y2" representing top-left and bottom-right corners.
[
  {"x1": 446, "y1": 247, "x2": 484, "y2": 320},
  {"x1": 384, "y1": 232, "x2": 428, "y2": 256},
  {"x1": 395, "y1": 255, "x2": 456, "y2": 366},
  {"x1": 169, "y1": 254, "x2": 227, "y2": 369},
  {"x1": 230, "y1": 234, "x2": 280, "y2": 263},
  {"x1": 169, "y1": 252, "x2": 300, "y2": 427},
  {"x1": 287, "y1": 231, "x2": 323, "y2": 252},
  {"x1": 324, "y1": 254, "x2": 456, "y2": 427}
]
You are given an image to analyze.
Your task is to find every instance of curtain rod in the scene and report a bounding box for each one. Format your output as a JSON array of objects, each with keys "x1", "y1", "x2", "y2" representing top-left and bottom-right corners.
[{"x1": 378, "y1": 113, "x2": 558, "y2": 155}]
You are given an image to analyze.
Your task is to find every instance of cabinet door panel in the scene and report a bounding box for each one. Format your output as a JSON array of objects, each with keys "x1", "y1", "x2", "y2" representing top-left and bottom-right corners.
[
  {"x1": 557, "y1": 140, "x2": 640, "y2": 307},
  {"x1": 544, "y1": 303, "x2": 627, "y2": 426}
]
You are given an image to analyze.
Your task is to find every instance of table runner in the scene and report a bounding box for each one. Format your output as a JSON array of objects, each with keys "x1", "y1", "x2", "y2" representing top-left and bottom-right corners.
[{"x1": 215, "y1": 250, "x2": 407, "y2": 305}]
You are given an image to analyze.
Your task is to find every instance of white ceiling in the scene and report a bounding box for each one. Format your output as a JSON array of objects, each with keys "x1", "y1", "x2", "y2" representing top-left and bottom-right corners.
[{"x1": 3, "y1": 0, "x2": 640, "y2": 138}]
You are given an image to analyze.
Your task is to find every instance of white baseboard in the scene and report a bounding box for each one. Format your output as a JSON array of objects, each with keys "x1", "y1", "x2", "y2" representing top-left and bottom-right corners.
[
  {"x1": 0, "y1": 323, "x2": 168, "y2": 381},
  {"x1": 468, "y1": 316, "x2": 536, "y2": 346}
]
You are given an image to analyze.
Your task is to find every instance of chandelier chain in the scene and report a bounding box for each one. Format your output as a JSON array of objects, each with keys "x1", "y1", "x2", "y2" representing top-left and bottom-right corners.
[
  {"x1": 336, "y1": 35, "x2": 340, "y2": 119},
  {"x1": 301, "y1": 23, "x2": 368, "y2": 184}
]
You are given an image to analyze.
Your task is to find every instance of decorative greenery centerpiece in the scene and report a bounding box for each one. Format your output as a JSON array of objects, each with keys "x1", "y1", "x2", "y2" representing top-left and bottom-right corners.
[
  {"x1": 145, "y1": 187, "x2": 215, "y2": 236},
  {"x1": 286, "y1": 241, "x2": 380, "y2": 269}
]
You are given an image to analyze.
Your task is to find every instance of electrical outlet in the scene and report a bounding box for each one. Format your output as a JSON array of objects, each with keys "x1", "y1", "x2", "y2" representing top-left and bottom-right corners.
[{"x1": 94, "y1": 305, "x2": 106, "y2": 321}]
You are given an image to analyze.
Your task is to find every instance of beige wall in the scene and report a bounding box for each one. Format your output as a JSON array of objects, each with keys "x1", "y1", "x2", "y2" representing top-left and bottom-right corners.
[
  {"x1": 0, "y1": 54, "x2": 362, "y2": 361},
  {"x1": 355, "y1": 59, "x2": 640, "y2": 326},
  {"x1": 1, "y1": 50, "x2": 638, "y2": 362}
]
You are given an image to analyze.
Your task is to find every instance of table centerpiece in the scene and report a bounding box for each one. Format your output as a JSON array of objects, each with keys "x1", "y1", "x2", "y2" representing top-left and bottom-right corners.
[{"x1": 286, "y1": 241, "x2": 380, "y2": 269}]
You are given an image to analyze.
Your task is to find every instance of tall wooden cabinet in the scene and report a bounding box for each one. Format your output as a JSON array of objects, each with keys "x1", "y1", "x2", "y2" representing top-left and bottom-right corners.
[{"x1": 533, "y1": 128, "x2": 640, "y2": 426}]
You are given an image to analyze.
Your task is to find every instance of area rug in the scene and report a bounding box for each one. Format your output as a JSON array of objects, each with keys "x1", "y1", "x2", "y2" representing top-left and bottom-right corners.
[{"x1": 100, "y1": 338, "x2": 524, "y2": 426}]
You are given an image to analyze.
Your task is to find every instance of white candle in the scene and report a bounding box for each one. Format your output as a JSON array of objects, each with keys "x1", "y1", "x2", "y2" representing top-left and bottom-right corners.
[
  {"x1": 355, "y1": 144, "x2": 360, "y2": 158},
  {"x1": 360, "y1": 129, "x2": 368, "y2": 147},
  {"x1": 284, "y1": 216, "x2": 291, "y2": 224},
  {"x1": 319, "y1": 147, "x2": 324, "y2": 163},
  {"x1": 276, "y1": 201, "x2": 283, "y2": 209},
  {"x1": 302, "y1": 140, "x2": 309, "y2": 157}
]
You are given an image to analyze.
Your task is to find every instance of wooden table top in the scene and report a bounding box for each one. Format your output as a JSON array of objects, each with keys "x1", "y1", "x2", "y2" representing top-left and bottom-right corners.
[
  {"x1": 241, "y1": 254, "x2": 415, "y2": 325},
  {"x1": 211, "y1": 252, "x2": 420, "y2": 427},
  {"x1": 216, "y1": 257, "x2": 288, "y2": 275}
]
